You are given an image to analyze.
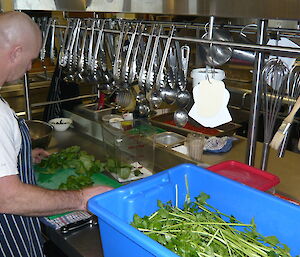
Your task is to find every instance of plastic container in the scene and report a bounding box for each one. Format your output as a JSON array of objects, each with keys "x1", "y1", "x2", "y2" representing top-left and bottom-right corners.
[
  {"x1": 101, "y1": 122, "x2": 155, "y2": 180},
  {"x1": 88, "y1": 164, "x2": 300, "y2": 257},
  {"x1": 191, "y1": 68, "x2": 225, "y2": 88},
  {"x1": 207, "y1": 160, "x2": 280, "y2": 191},
  {"x1": 186, "y1": 133, "x2": 205, "y2": 162}
]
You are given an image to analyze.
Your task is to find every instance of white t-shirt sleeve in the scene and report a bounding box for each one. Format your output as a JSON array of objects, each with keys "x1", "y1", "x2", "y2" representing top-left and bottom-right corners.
[{"x1": 0, "y1": 101, "x2": 21, "y2": 177}]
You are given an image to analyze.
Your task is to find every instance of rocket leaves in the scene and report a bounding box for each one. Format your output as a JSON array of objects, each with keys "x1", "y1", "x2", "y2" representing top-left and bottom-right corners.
[{"x1": 131, "y1": 192, "x2": 294, "y2": 257}]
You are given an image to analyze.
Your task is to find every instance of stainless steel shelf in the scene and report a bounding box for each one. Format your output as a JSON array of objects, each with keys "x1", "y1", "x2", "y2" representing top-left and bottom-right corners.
[{"x1": 11, "y1": 0, "x2": 300, "y2": 20}]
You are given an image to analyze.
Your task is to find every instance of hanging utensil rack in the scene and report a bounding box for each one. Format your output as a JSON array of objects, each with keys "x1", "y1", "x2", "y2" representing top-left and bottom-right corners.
[{"x1": 16, "y1": 7, "x2": 300, "y2": 170}]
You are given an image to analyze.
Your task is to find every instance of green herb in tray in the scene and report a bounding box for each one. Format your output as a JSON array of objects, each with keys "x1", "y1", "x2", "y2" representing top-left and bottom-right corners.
[
  {"x1": 104, "y1": 158, "x2": 132, "y2": 179},
  {"x1": 131, "y1": 192, "x2": 293, "y2": 257}
]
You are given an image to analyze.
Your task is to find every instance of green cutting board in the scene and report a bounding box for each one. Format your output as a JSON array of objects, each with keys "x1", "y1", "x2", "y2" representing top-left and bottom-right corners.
[
  {"x1": 35, "y1": 167, "x2": 121, "y2": 219},
  {"x1": 35, "y1": 168, "x2": 121, "y2": 189}
]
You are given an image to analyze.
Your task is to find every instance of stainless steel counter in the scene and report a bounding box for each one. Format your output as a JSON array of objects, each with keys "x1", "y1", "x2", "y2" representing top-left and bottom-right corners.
[
  {"x1": 43, "y1": 122, "x2": 300, "y2": 257},
  {"x1": 42, "y1": 127, "x2": 201, "y2": 257},
  {"x1": 43, "y1": 130, "x2": 106, "y2": 257},
  {"x1": 43, "y1": 221, "x2": 102, "y2": 257}
]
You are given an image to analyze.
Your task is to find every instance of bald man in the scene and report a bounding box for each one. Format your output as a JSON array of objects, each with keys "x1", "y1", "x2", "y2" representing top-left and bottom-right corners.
[{"x1": 0, "y1": 12, "x2": 112, "y2": 257}]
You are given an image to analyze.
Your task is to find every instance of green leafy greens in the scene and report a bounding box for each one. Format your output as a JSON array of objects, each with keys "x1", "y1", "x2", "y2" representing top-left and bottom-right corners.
[
  {"x1": 103, "y1": 158, "x2": 132, "y2": 179},
  {"x1": 38, "y1": 146, "x2": 105, "y2": 176},
  {"x1": 37, "y1": 146, "x2": 105, "y2": 189},
  {"x1": 131, "y1": 192, "x2": 293, "y2": 257},
  {"x1": 36, "y1": 146, "x2": 141, "y2": 189},
  {"x1": 58, "y1": 175, "x2": 94, "y2": 190}
]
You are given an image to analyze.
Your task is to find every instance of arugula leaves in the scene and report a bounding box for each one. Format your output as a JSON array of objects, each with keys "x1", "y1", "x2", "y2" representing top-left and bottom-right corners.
[
  {"x1": 36, "y1": 146, "x2": 139, "y2": 188},
  {"x1": 131, "y1": 192, "x2": 293, "y2": 257},
  {"x1": 37, "y1": 146, "x2": 105, "y2": 189},
  {"x1": 58, "y1": 175, "x2": 94, "y2": 190}
]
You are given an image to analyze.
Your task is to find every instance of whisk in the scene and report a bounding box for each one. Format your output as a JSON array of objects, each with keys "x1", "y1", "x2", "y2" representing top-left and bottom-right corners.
[
  {"x1": 261, "y1": 58, "x2": 289, "y2": 170},
  {"x1": 270, "y1": 65, "x2": 300, "y2": 157}
]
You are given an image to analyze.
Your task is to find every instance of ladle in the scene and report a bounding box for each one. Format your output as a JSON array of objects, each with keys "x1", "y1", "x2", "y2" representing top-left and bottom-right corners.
[
  {"x1": 136, "y1": 91, "x2": 150, "y2": 116},
  {"x1": 160, "y1": 86, "x2": 177, "y2": 105},
  {"x1": 175, "y1": 45, "x2": 191, "y2": 108},
  {"x1": 138, "y1": 103, "x2": 150, "y2": 116},
  {"x1": 176, "y1": 90, "x2": 191, "y2": 108},
  {"x1": 174, "y1": 109, "x2": 188, "y2": 127},
  {"x1": 149, "y1": 90, "x2": 162, "y2": 109}
]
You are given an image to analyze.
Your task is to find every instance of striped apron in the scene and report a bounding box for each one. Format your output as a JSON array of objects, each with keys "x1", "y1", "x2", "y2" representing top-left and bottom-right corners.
[{"x1": 0, "y1": 117, "x2": 44, "y2": 257}]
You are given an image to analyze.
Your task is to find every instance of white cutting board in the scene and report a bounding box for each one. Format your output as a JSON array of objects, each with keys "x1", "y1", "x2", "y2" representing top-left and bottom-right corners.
[
  {"x1": 189, "y1": 79, "x2": 232, "y2": 127},
  {"x1": 192, "y1": 79, "x2": 226, "y2": 117}
]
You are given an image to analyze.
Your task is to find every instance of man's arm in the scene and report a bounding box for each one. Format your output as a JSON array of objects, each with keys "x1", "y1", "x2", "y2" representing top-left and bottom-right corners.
[{"x1": 0, "y1": 174, "x2": 112, "y2": 216}]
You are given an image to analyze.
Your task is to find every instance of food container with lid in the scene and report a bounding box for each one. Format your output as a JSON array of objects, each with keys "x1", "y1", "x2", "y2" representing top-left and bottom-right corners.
[{"x1": 207, "y1": 160, "x2": 280, "y2": 192}]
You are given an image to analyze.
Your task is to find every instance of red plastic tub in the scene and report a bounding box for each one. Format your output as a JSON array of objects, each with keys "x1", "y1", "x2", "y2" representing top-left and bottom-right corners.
[{"x1": 207, "y1": 160, "x2": 280, "y2": 191}]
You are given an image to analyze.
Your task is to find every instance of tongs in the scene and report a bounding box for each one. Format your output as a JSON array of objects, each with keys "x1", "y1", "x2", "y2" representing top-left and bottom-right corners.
[
  {"x1": 137, "y1": 24, "x2": 156, "y2": 89},
  {"x1": 121, "y1": 23, "x2": 140, "y2": 84},
  {"x1": 127, "y1": 24, "x2": 145, "y2": 85},
  {"x1": 145, "y1": 25, "x2": 163, "y2": 91},
  {"x1": 155, "y1": 26, "x2": 176, "y2": 89}
]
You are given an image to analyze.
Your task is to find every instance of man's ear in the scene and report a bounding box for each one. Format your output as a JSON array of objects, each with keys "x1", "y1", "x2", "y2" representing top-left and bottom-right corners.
[{"x1": 9, "y1": 46, "x2": 22, "y2": 63}]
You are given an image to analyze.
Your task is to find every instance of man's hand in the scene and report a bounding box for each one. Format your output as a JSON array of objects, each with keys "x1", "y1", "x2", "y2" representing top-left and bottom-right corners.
[
  {"x1": 80, "y1": 185, "x2": 113, "y2": 211},
  {"x1": 32, "y1": 148, "x2": 50, "y2": 164}
]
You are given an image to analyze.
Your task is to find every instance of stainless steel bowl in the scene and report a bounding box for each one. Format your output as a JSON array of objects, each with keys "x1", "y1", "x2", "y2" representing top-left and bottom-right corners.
[{"x1": 26, "y1": 120, "x2": 53, "y2": 149}]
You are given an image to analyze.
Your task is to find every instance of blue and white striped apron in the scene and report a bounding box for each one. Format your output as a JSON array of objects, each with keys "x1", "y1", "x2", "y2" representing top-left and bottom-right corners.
[{"x1": 0, "y1": 117, "x2": 44, "y2": 257}]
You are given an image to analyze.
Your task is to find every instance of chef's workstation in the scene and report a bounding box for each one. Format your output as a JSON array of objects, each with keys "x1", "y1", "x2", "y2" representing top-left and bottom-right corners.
[{"x1": 2, "y1": 0, "x2": 300, "y2": 256}]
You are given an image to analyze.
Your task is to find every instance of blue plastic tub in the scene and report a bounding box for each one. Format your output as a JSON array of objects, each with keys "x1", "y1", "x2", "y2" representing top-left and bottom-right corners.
[{"x1": 88, "y1": 164, "x2": 300, "y2": 257}]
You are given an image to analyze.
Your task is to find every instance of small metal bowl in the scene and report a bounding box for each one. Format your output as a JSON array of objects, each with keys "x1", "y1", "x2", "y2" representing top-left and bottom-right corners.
[{"x1": 26, "y1": 120, "x2": 53, "y2": 149}]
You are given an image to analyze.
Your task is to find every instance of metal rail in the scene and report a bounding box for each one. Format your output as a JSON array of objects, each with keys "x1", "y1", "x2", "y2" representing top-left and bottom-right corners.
[
  {"x1": 55, "y1": 19, "x2": 300, "y2": 36},
  {"x1": 246, "y1": 20, "x2": 268, "y2": 166},
  {"x1": 31, "y1": 94, "x2": 98, "y2": 108},
  {"x1": 53, "y1": 23, "x2": 300, "y2": 57},
  {"x1": 228, "y1": 86, "x2": 298, "y2": 106}
]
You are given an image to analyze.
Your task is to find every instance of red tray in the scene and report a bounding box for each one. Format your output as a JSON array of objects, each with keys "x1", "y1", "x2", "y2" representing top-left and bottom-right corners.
[{"x1": 207, "y1": 160, "x2": 280, "y2": 191}]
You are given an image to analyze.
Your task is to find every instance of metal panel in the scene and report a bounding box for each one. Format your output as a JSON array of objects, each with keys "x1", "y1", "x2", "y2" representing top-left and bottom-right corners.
[
  {"x1": 14, "y1": 0, "x2": 55, "y2": 10},
  {"x1": 11, "y1": 0, "x2": 300, "y2": 20},
  {"x1": 14, "y1": 0, "x2": 86, "y2": 11},
  {"x1": 1, "y1": 0, "x2": 13, "y2": 11},
  {"x1": 86, "y1": 0, "x2": 300, "y2": 20}
]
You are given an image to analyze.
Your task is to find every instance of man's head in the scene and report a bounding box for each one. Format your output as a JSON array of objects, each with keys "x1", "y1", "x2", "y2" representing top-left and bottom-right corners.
[{"x1": 0, "y1": 11, "x2": 42, "y2": 84}]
